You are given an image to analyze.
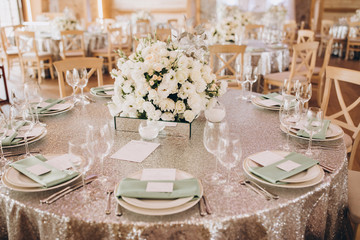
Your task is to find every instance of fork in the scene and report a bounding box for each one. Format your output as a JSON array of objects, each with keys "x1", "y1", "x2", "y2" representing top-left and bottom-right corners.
[
  {"x1": 240, "y1": 180, "x2": 271, "y2": 201},
  {"x1": 244, "y1": 180, "x2": 279, "y2": 200},
  {"x1": 105, "y1": 189, "x2": 113, "y2": 215}
]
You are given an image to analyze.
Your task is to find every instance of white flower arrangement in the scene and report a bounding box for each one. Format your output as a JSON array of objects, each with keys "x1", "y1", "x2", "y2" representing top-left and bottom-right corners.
[
  {"x1": 108, "y1": 36, "x2": 227, "y2": 123},
  {"x1": 350, "y1": 9, "x2": 360, "y2": 22},
  {"x1": 261, "y1": 4, "x2": 287, "y2": 29},
  {"x1": 53, "y1": 8, "x2": 79, "y2": 31},
  {"x1": 132, "y1": 10, "x2": 153, "y2": 22}
]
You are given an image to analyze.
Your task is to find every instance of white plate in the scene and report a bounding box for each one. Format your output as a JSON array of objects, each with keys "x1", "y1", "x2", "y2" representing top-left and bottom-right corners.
[
  {"x1": 122, "y1": 170, "x2": 195, "y2": 209},
  {"x1": 251, "y1": 97, "x2": 281, "y2": 111},
  {"x1": 246, "y1": 158, "x2": 321, "y2": 183},
  {"x1": 38, "y1": 103, "x2": 74, "y2": 116},
  {"x1": 3, "y1": 129, "x2": 47, "y2": 149},
  {"x1": 243, "y1": 151, "x2": 324, "y2": 188},
  {"x1": 281, "y1": 123, "x2": 344, "y2": 142},
  {"x1": 90, "y1": 85, "x2": 114, "y2": 98},
  {"x1": 115, "y1": 169, "x2": 203, "y2": 215}
]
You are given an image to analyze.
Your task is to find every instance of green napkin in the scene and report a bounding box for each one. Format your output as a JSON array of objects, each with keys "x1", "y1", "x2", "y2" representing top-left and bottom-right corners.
[
  {"x1": 2, "y1": 121, "x2": 26, "y2": 146},
  {"x1": 249, "y1": 152, "x2": 319, "y2": 184},
  {"x1": 10, "y1": 154, "x2": 79, "y2": 188},
  {"x1": 116, "y1": 178, "x2": 201, "y2": 200},
  {"x1": 36, "y1": 99, "x2": 64, "y2": 114},
  {"x1": 90, "y1": 86, "x2": 114, "y2": 95},
  {"x1": 297, "y1": 119, "x2": 330, "y2": 140},
  {"x1": 261, "y1": 93, "x2": 283, "y2": 105}
]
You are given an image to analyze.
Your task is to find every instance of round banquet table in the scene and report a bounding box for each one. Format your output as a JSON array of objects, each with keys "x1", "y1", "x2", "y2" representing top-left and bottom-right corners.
[{"x1": 0, "y1": 89, "x2": 348, "y2": 240}]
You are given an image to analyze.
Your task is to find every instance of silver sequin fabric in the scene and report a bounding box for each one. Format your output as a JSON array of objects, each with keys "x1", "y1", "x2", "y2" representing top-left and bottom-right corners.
[{"x1": 0, "y1": 89, "x2": 348, "y2": 240}]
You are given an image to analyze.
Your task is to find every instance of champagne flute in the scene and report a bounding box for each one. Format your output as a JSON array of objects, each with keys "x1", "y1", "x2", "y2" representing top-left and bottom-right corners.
[
  {"x1": 248, "y1": 66, "x2": 259, "y2": 99},
  {"x1": 296, "y1": 82, "x2": 312, "y2": 117},
  {"x1": 279, "y1": 96, "x2": 301, "y2": 151},
  {"x1": 304, "y1": 107, "x2": 323, "y2": 156},
  {"x1": 24, "y1": 81, "x2": 46, "y2": 127},
  {"x1": 76, "y1": 68, "x2": 90, "y2": 105},
  {"x1": 66, "y1": 69, "x2": 79, "y2": 103},
  {"x1": 203, "y1": 121, "x2": 228, "y2": 184},
  {"x1": 235, "y1": 63, "x2": 249, "y2": 101},
  {"x1": 0, "y1": 113, "x2": 8, "y2": 176},
  {"x1": 18, "y1": 105, "x2": 35, "y2": 157}
]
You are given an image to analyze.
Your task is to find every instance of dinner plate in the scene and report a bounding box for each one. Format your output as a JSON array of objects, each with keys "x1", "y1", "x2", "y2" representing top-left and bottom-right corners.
[
  {"x1": 121, "y1": 170, "x2": 195, "y2": 209},
  {"x1": 3, "y1": 128, "x2": 47, "y2": 149},
  {"x1": 251, "y1": 97, "x2": 281, "y2": 111},
  {"x1": 38, "y1": 102, "x2": 74, "y2": 116},
  {"x1": 90, "y1": 85, "x2": 114, "y2": 98},
  {"x1": 246, "y1": 157, "x2": 321, "y2": 183},
  {"x1": 115, "y1": 169, "x2": 203, "y2": 215},
  {"x1": 243, "y1": 151, "x2": 325, "y2": 188},
  {"x1": 280, "y1": 123, "x2": 344, "y2": 142}
]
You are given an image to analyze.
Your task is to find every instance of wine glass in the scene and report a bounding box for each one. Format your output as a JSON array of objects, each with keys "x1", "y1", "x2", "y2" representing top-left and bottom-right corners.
[
  {"x1": 68, "y1": 140, "x2": 94, "y2": 200},
  {"x1": 75, "y1": 68, "x2": 90, "y2": 105},
  {"x1": 0, "y1": 113, "x2": 8, "y2": 177},
  {"x1": 282, "y1": 78, "x2": 291, "y2": 96},
  {"x1": 86, "y1": 122, "x2": 114, "y2": 184},
  {"x1": 279, "y1": 96, "x2": 301, "y2": 151},
  {"x1": 217, "y1": 133, "x2": 242, "y2": 194},
  {"x1": 18, "y1": 105, "x2": 35, "y2": 157},
  {"x1": 235, "y1": 63, "x2": 249, "y2": 101},
  {"x1": 245, "y1": 66, "x2": 258, "y2": 99},
  {"x1": 296, "y1": 82, "x2": 312, "y2": 117},
  {"x1": 304, "y1": 107, "x2": 323, "y2": 156},
  {"x1": 203, "y1": 121, "x2": 228, "y2": 184},
  {"x1": 24, "y1": 81, "x2": 46, "y2": 127},
  {"x1": 66, "y1": 69, "x2": 79, "y2": 103}
]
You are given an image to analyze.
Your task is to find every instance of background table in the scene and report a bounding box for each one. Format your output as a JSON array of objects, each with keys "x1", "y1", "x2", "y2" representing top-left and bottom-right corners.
[{"x1": 0, "y1": 89, "x2": 348, "y2": 240}]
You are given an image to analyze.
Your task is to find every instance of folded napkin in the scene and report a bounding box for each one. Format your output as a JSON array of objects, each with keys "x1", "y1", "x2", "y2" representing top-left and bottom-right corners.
[
  {"x1": 36, "y1": 99, "x2": 64, "y2": 113},
  {"x1": 91, "y1": 86, "x2": 114, "y2": 95},
  {"x1": 297, "y1": 119, "x2": 330, "y2": 140},
  {"x1": 2, "y1": 121, "x2": 25, "y2": 146},
  {"x1": 10, "y1": 155, "x2": 79, "y2": 188},
  {"x1": 261, "y1": 93, "x2": 283, "y2": 104},
  {"x1": 249, "y1": 152, "x2": 319, "y2": 184},
  {"x1": 116, "y1": 178, "x2": 201, "y2": 200}
]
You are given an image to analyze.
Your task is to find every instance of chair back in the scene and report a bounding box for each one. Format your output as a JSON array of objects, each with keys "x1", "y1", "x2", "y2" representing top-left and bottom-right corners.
[
  {"x1": 107, "y1": 26, "x2": 123, "y2": 54},
  {"x1": 244, "y1": 24, "x2": 264, "y2": 40},
  {"x1": 316, "y1": 37, "x2": 333, "y2": 106},
  {"x1": 321, "y1": 66, "x2": 360, "y2": 169},
  {"x1": 15, "y1": 31, "x2": 39, "y2": 59},
  {"x1": 283, "y1": 22, "x2": 297, "y2": 46},
  {"x1": 60, "y1": 30, "x2": 85, "y2": 59},
  {"x1": 320, "y1": 20, "x2": 334, "y2": 37},
  {"x1": 347, "y1": 21, "x2": 360, "y2": 40},
  {"x1": 297, "y1": 30, "x2": 315, "y2": 43},
  {"x1": 53, "y1": 57, "x2": 104, "y2": 98},
  {"x1": 209, "y1": 44, "x2": 247, "y2": 86},
  {"x1": 289, "y1": 41, "x2": 319, "y2": 82},
  {"x1": 155, "y1": 28, "x2": 171, "y2": 42},
  {"x1": 135, "y1": 19, "x2": 151, "y2": 34}
]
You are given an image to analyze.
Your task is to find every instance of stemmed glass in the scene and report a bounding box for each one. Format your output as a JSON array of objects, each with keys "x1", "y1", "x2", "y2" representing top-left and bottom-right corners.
[
  {"x1": 18, "y1": 105, "x2": 35, "y2": 157},
  {"x1": 304, "y1": 107, "x2": 323, "y2": 156},
  {"x1": 279, "y1": 96, "x2": 301, "y2": 151},
  {"x1": 86, "y1": 122, "x2": 114, "y2": 184},
  {"x1": 24, "y1": 81, "x2": 46, "y2": 127},
  {"x1": 245, "y1": 66, "x2": 258, "y2": 99},
  {"x1": 0, "y1": 113, "x2": 8, "y2": 176},
  {"x1": 203, "y1": 121, "x2": 228, "y2": 184},
  {"x1": 235, "y1": 63, "x2": 249, "y2": 101},
  {"x1": 296, "y1": 82, "x2": 312, "y2": 117},
  {"x1": 74, "y1": 68, "x2": 90, "y2": 105},
  {"x1": 68, "y1": 140, "x2": 94, "y2": 200},
  {"x1": 217, "y1": 133, "x2": 242, "y2": 194},
  {"x1": 66, "y1": 69, "x2": 79, "y2": 103}
]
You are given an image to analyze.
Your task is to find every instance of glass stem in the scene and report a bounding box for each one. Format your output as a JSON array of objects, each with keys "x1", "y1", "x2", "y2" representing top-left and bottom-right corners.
[
  {"x1": 286, "y1": 127, "x2": 290, "y2": 149},
  {"x1": 81, "y1": 87, "x2": 84, "y2": 99},
  {"x1": 24, "y1": 134, "x2": 30, "y2": 157},
  {"x1": 35, "y1": 104, "x2": 40, "y2": 124}
]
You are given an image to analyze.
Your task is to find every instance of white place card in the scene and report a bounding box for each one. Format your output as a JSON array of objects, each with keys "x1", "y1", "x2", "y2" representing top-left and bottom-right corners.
[
  {"x1": 277, "y1": 160, "x2": 301, "y2": 172},
  {"x1": 26, "y1": 164, "x2": 51, "y2": 176},
  {"x1": 141, "y1": 168, "x2": 176, "y2": 181},
  {"x1": 46, "y1": 154, "x2": 73, "y2": 171},
  {"x1": 249, "y1": 151, "x2": 284, "y2": 167},
  {"x1": 259, "y1": 99, "x2": 280, "y2": 107},
  {"x1": 111, "y1": 140, "x2": 160, "y2": 163},
  {"x1": 105, "y1": 90, "x2": 115, "y2": 95},
  {"x1": 16, "y1": 126, "x2": 44, "y2": 138},
  {"x1": 146, "y1": 182, "x2": 174, "y2": 192}
]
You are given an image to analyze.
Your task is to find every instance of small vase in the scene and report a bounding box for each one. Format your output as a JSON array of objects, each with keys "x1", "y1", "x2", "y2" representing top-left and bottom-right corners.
[
  {"x1": 205, "y1": 100, "x2": 226, "y2": 123},
  {"x1": 138, "y1": 120, "x2": 160, "y2": 140}
]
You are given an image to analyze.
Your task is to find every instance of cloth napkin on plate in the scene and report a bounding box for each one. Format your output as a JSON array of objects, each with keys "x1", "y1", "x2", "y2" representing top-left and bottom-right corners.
[
  {"x1": 261, "y1": 93, "x2": 283, "y2": 104},
  {"x1": 249, "y1": 152, "x2": 319, "y2": 184},
  {"x1": 296, "y1": 119, "x2": 330, "y2": 140},
  {"x1": 2, "y1": 121, "x2": 26, "y2": 146},
  {"x1": 36, "y1": 99, "x2": 64, "y2": 114},
  {"x1": 90, "y1": 86, "x2": 114, "y2": 95},
  {"x1": 10, "y1": 154, "x2": 79, "y2": 188},
  {"x1": 116, "y1": 178, "x2": 201, "y2": 199}
]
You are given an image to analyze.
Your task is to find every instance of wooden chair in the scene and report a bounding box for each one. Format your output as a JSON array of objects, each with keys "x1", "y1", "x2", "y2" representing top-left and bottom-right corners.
[
  {"x1": 167, "y1": 19, "x2": 178, "y2": 28},
  {"x1": 92, "y1": 26, "x2": 129, "y2": 73},
  {"x1": 318, "y1": 20, "x2": 334, "y2": 56},
  {"x1": 135, "y1": 19, "x2": 151, "y2": 35},
  {"x1": 244, "y1": 24, "x2": 264, "y2": 40},
  {"x1": 53, "y1": 57, "x2": 104, "y2": 98},
  {"x1": 321, "y1": 66, "x2": 360, "y2": 239},
  {"x1": 60, "y1": 30, "x2": 85, "y2": 60},
  {"x1": 208, "y1": 44, "x2": 247, "y2": 88},
  {"x1": 0, "y1": 27, "x2": 19, "y2": 80},
  {"x1": 15, "y1": 30, "x2": 54, "y2": 83},
  {"x1": 155, "y1": 28, "x2": 171, "y2": 42},
  {"x1": 345, "y1": 22, "x2": 360, "y2": 60},
  {"x1": 311, "y1": 38, "x2": 333, "y2": 106},
  {"x1": 283, "y1": 22, "x2": 297, "y2": 55},
  {"x1": 0, "y1": 65, "x2": 9, "y2": 105},
  {"x1": 263, "y1": 41, "x2": 319, "y2": 93},
  {"x1": 297, "y1": 30, "x2": 315, "y2": 43}
]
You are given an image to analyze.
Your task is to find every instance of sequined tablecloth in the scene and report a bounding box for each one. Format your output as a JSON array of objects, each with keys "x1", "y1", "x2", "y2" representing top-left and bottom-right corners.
[{"x1": 0, "y1": 89, "x2": 347, "y2": 240}]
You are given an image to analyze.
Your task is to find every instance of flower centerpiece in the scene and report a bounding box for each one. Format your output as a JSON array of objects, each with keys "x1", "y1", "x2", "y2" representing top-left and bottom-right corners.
[
  {"x1": 52, "y1": 8, "x2": 79, "y2": 32},
  {"x1": 108, "y1": 29, "x2": 227, "y2": 123},
  {"x1": 261, "y1": 4, "x2": 287, "y2": 29},
  {"x1": 350, "y1": 9, "x2": 360, "y2": 22},
  {"x1": 131, "y1": 10, "x2": 153, "y2": 22}
]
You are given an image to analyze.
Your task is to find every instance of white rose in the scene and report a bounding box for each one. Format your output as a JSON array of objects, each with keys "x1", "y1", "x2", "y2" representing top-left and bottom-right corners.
[
  {"x1": 182, "y1": 82, "x2": 196, "y2": 94},
  {"x1": 122, "y1": 81, "x2": 133, "y2": 94},
  {"x1": 157, "y1": 82, "x2": 171, "y2": 99},
  {"x1": 175, "y1": 101, "x2": 186, "y2": 114},
  {"x1": 176, "y1": 68, "x2": 189, "y2": 84},
  {"x1": 195, "y1": 79, "x2": 207, "y2": 93},
  {"x1": 184, "y1": 110, "x2": 195, "y2": 122},
  {"x1": 107, "y1": 103, "x2": 122, "y2": 116},
  {"x1": 159, "y1": 99, "x2": 175, "y2": 112},
  {"x1": 161, "y1": 112, "x2": 175, "y2": 121}
]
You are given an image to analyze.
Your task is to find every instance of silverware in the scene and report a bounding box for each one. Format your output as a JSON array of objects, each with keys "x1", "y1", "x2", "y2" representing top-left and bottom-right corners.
[
  {"x1": 40, "y1": 175, "x2": 97, "y2": 204},
  {"x1": 245, "y1": 180, "x2": 279, "y2": 200},
  {"x1": 116, "y1": 203, "x2": 123, "y2": 216},
  {"x1": 85, "y1": 95, "x2": 96, "y2": 103},
  {"x1": 199, "y1": 197, "x2": 207, "y2": 216},
  {"x1": 240, "y1": 180, "x2": 271, "y2": 201},
  {"x1": 202, "y1": 195, "x2": 212, "y2": 214},
  {"x1": 319, "y1": 163, "x2": 335, "y2": 173},
  {"x1": 105, "y1": 189, "x2": 113, "y2": 215}
]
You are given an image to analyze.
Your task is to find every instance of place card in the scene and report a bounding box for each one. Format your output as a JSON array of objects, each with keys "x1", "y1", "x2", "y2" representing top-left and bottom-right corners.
[
  {"x1": 277, "y1": 160, "x2": 301, "y2": 172},
  {"x1": 249, "y1": 151, "x2": 284, "y2": 166},
  {"x1": 26, "y1": 164, "x2": 51, "y2": 176},
  {"x1": 141, "y1": 168, "x2": 176, "y2": 181},
  {"x1": 16, "y1": 126, "x2": 44, "y2": 138},
  {"x1": 259, "y1": 99, "x2": 280, "y2": 107},
  {"x1": 105, "y1": 90, "x2": 114, "y2": 95},
  {"x1": 111, "y1": 140, "x2": 160, "y2": 163},
  {"x1": 146, "y1": 182, "x2": 174, "y2": 192},
  {"x1": 46, "y1": 154, "x2": 73, "y2": 171}
]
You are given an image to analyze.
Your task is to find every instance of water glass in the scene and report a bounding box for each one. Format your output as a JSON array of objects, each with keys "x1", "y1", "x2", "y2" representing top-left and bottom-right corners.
[
  {"x1": 18, "y1": 106, "x2": 35, "y2": 158},
  {"x1": 304, "y1": 107, "x2": 323, "y2": 156},
  {"x1": 24, "y1": 81, "x2": 45, "y2": 127},
  {"x1": 235, "y1": 63, "x2": 249, "y2": 101},
  {"x1": 74, "y1": 68, "x2": 89, "y2": 105},
  {"x1": 245, "y1": 66, "x2": 258, "y2": 99},
  {"x1": 296, "y1": 82, "x2": 312, "y2": 116},
  {"x1": 66, "y1": 69, "x2": 79, "y2": 103}
]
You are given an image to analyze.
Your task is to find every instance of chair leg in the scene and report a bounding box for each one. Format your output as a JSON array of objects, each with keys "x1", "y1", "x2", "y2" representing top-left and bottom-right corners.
[
  {"x1": 345, "y1": 45, "x2": 350, "y2": 60},
  {"x1": 49, "y1": 58, "x2": 54, "y2": 79},
  {"x1": 318, "y1": 41, "x2": 323, "y2": 57},
  {"x1": 6, "y1": 59, "x2": 11, "y2": 80},
  {"x1": 263, "y1": 79, "x2": 269, "y2": 94}
]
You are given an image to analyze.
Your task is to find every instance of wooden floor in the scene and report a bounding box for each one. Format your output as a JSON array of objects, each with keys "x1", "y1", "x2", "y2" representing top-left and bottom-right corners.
[{"x1": 4, "y1": 55, "x2": 360, "y2": 170}]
